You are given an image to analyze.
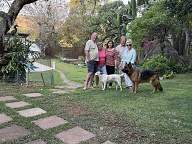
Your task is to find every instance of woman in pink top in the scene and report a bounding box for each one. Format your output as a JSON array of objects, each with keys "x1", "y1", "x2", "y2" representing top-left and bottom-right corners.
[
  {"x1": 95, "y1": 42, "x2": 107, "y2": 88},
  {"x1": 106, "y1": 40, "x2": 118, "y2": 88}
]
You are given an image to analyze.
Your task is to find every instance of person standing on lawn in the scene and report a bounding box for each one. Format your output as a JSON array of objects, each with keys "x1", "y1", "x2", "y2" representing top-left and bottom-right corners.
[
  {"x1": 83, "y1": 32, "x2": 98, "y2": 91},
  {"x1": 106, "y1": 40, "x2": 118, "y2": 88},
  {"x1": 119, "y1": 39, "x2": 136, "y2": 89},
  {"x1": 115, "y1": 36, "x2": 126, "y2": 74},
  {"x1": 95, "y1": 42, "x2": 107, "y2": 88}
]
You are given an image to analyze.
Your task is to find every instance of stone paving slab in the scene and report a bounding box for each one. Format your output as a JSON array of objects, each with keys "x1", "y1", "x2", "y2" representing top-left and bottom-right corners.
[
  {"x1": 25, "y1": 139, "x2": 46, "y2": 144},
  {"x1": 0, "y1": 113, "x2": 12, "y2": 124},
  {"x1": 55, "y1": 126, "x2": 95, "y2": 144},
  {"x1": 54, "y1": 86, "x2": 66, "y2": 89},
  {"x1": 32, "y1": 115, "x2": 68, "y2": 130},
  {"x1": 17, "y1": 108, "x2": 46, "y2": 117},
  {"x1": 0, "y1": 125, "x2": 31, "y2": 142},
  {"x1": 66, "y1": 85, "x2": 81, "y2": 89},
  {"x1": 52, "y1": 90, "x2": 74, "y2": 94},
  {"x1": 102, "y1": 140, "x2": 115, "y2": 144},
  {"x1": 6, "y1": 101, "x2": 30, "y2": 108},
  {"x1": 0, "y1": 96, "x2": 17, "y2": 101},
  {"x1": 23, "y1": 93, "x2": 43, "y2": 98}
]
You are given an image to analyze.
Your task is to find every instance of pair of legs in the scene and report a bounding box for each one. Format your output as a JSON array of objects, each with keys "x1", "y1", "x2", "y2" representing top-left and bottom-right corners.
[
  {"x1": 116, "y1": 59, "x2": 122, "y2": 74},
  {"x1": 106, "y1": 65, "x2": 115, "y2": 87},
  {"x1": 124, "y1": 74, "x2": 132, "y2": 87},
  {"x1": 95, "y1": 65, "x2": 107, "y2": 87},
  {"x1": 121, "y1": 62, "x2": 132, "y2": 88},
  {"x1": 83, "y1": 60, "x2": 97, "y2": 90}
]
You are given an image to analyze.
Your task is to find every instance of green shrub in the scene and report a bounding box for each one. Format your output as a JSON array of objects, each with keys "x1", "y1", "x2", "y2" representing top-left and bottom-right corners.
[
  {"x1": 1, "y1": 37, "x2": 34, "y2": 82},
  {"x1": 141, "y1": 54, "x2": 175, "y2": 76},
  {"x1": 78, "y1": 55, "x2": 85, "y2": 61}
]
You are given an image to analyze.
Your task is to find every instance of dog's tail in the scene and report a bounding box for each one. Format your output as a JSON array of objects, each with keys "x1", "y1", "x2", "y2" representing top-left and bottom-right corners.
[
  {"x1": 157, "y1": 80, "x2": 163, "y2": 91},
  {"x1": 155, "y1": 76, "x2": 163, "y2": 91},
  {"x1": 158, "y1": 84, "x2": 163, "y2": 91},
  {"x1": 151, "y1": 75, "x2": 163, "y2": 91}
]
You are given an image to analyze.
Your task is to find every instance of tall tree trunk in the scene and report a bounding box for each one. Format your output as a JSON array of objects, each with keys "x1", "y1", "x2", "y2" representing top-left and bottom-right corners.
[
  {"x1": 171, "y1": 30, "x2": 185, "y2": 55},
  {"x1": 184, "y1": 27, "x2": 190, "y2": 56},
  {"x1": 131, "y1": 0, "x2": 137, "y2": 20}
]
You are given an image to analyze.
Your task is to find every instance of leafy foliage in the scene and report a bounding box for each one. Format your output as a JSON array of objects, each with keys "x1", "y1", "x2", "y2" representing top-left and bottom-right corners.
[
  {"x1": 128, "y1": 2, "x2": 178, "y2": 49},
  {"x1": 89, "y1": 1, "x2": 129, "y2": 45},
  {"x1": 163, "y1": 0, "x2": 192, "y2": 56},
  {"x1": 164, "y1": 0, "x2": 192, "y2": 19},
  {"x1": 59, "y1": 6, "x2": 90, "y2": 48},
  {"x1": 141, "y1": 54, "x2": 179, "y2": 75},
  {"x1": 1, "y1": 37, "x2": 34, "y2": 82}
]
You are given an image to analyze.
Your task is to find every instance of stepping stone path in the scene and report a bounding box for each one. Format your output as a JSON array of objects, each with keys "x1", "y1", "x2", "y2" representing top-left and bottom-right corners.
[
  {"x1": 0, "y1": 96, "x2": 17, "y2": 101},
  {"x1": 23, "y1": 93, "x2": 43, "y2": 97},
  {"x1": 32, "y1": 115, "x2": 68, "y2": 130},
  {"x1": 0, "y1": 113, "x2": 12, "y2": 124},
  {"x1": 0, "y1": 125, "x2": 31, "y2": 142},
  {"x1": 25, "y1": 139, "x2": 46, "y2": 144},
  {"x1": 102, "y1": 140, "x2": 116, "y2": 144},
  {"x1": 6, "y1": 101, "x2": 30, "y2": 108},
  {"x1": 0, "y1": 68, "x2": 116, "y2": 144},
  {"x1": 17, "y1": 107, "x2": 46, "y2": 117},
  {"x1": 52, "y1": 89, "x2": 74, "y2": 94},
  {"x1": 55, "y1": 126, "x2": 95, "y2": 144}
]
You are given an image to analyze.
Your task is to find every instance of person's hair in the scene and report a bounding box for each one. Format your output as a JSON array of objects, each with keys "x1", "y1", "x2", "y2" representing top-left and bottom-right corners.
[
  {"x1": 126, "y1": 39, "x2": 132, "y2": 44},
  {"x1": 120, "y1": 36, "x2": 126, "y2": 41},
  {"x1": 97, "y1": 42, "x2": 103, "y2": 46},
  {"x1": 106, "y1": 40, "x2": 114, "y2": 48}
]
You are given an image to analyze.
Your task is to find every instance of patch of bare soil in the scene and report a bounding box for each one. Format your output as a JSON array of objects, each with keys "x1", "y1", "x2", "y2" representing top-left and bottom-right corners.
[
  {"x1": 67, "y1": 106, "x2": 148, "y2": 143},
  {"x1": 55, "y1": 100, "x2": 69, "y2": 105},
  {"x1": 65, "y1": 106, "x2": 91, "y2": 116}
]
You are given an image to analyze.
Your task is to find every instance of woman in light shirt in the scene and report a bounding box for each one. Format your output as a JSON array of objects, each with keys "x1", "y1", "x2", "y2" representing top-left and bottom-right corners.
[{"x1": 119, "y1": 40, "x2": 136, "y2": 89}]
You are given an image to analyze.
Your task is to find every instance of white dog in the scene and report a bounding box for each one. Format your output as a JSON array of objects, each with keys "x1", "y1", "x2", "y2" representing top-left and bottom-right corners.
[{"x1": 95, "y1": 71, "x2": 125, "y2": 91}]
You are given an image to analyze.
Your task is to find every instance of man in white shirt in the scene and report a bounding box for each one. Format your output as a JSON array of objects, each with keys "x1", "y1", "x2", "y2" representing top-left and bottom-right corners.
[
  {"x1": 115, "y1": 36, "x2": 126, "y2": 74},
  {"x1": 83, "y1": 32, "x2": 98, "y2": 91}
]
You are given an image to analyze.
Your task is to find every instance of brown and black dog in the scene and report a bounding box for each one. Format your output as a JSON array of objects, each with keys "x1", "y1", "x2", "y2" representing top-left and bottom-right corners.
[{"x1": 122, "y1": 62, "x2": 163, "y2": 93}]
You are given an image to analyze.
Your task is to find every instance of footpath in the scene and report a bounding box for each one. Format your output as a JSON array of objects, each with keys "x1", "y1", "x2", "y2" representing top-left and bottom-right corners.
[{"x1": 0, "y1": 63, "x2": 115, "y2": 144}]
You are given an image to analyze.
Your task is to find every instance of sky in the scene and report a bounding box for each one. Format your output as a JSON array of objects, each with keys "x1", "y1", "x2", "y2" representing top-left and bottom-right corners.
[
  {"x1": 121, "y1": 0, "x2": 128, "y2": 5},
  {"x1": 0, "y1": 0, "x2": 129, "y2": 13},
  {"x1": 112, "y1": 0, "x2": 129, "y2": 5}
]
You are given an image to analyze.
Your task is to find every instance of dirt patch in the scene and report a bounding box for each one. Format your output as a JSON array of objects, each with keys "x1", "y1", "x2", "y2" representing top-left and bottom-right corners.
[
  {"x1": 65, "y1": 107, "x2": 90, "y2": 116},
  {"x1": 55, "y1": 100, "x2": 69, "y2": 105}
]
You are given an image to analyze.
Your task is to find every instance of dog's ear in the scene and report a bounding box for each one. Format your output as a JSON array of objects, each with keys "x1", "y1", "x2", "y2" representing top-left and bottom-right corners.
[
  {"x1": 95, "y1": 71, "x2": 99, "y2": 75},
  {"x1": 128, "y1": 62, "x2": 132, "y2": 68}
]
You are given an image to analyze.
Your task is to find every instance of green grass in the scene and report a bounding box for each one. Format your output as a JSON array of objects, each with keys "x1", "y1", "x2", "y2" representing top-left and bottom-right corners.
[
  {"x1": 28, "y1": 70, "x2": 64, "y2": 87},
  {"x1": 53, "y1": 59, "x2": 87, "y2": 84},
  {"x1": 0, "y1": 60, "x2": 192, "y2": 144}
]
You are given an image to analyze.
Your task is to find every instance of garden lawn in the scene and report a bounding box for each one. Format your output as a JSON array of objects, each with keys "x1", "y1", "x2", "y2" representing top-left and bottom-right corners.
[{"x1": 0, "y1": 60, "x2": 191, "y2": 144}]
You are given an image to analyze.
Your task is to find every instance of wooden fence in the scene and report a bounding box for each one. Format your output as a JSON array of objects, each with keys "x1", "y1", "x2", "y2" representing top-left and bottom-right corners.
[{"x1": 59, "y1": 47, "x2": 84, "y2": 59}]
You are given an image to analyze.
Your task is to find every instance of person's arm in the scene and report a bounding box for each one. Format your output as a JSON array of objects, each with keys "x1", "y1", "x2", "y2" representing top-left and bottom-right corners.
[
  {"x1": 131, "y1": 49, "x2": 136, "y2": 64},
  {"x1": 85, "y1": 50, "x2": 90, "y2": 62},
  {"x1": 85, "y1": 40, "x2": 91, "y2": 62},
  {"x1": 114, "y1": 49, "x2": 118, "y2": 69},
  {"x1": 119, "y1": 61, "x2": 122, "y2": 68},
  {"x1": 119, "y1": 50, "x2": 124, "y2": 68},
  {"x1": 115, "y1": 46, "x2": 120, "y2": 58}
]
